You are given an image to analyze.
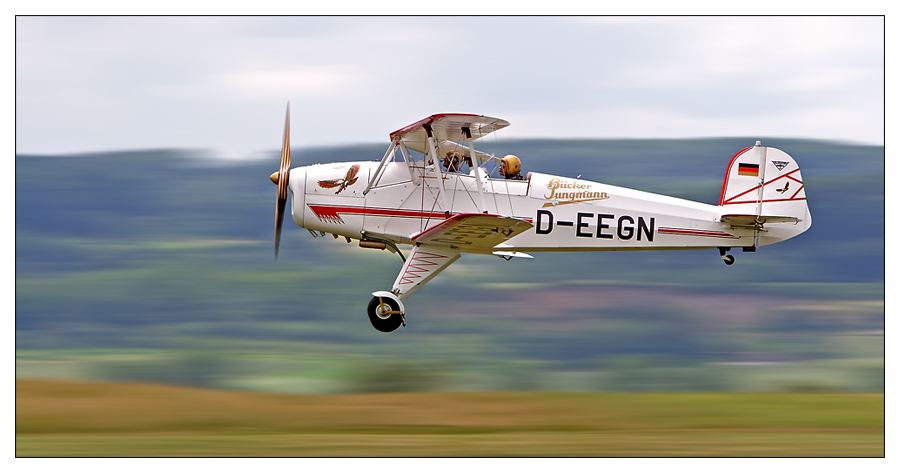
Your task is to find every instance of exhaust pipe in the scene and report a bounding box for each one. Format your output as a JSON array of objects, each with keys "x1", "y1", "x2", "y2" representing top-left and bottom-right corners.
[{"x1": 359, "y1": 240, "x2": 387, "y2": 250}]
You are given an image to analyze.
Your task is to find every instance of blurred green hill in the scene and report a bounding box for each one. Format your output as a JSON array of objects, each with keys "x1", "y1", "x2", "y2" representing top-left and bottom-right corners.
[{"x1": 15, "y1": 139, "x2": 884, "y2": 393}]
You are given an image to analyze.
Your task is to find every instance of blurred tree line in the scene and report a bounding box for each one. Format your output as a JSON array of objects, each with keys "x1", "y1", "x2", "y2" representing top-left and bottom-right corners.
[{"x1": 15, "y1": 139, "x2": 884, "y2": 393}]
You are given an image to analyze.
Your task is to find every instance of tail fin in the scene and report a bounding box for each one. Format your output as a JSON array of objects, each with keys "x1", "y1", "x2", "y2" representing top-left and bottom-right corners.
[{"x1": 718, "y1": 141, "x2": 811, "y2": 244}]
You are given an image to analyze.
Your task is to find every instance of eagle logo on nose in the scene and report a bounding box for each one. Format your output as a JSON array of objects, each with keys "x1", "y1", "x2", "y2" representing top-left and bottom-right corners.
[{"x1": 318, "y1": 165, "x2": 360, "y2": 194}]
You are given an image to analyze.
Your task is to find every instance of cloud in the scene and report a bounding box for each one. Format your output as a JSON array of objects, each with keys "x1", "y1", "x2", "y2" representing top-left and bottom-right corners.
[{"x1": 14, "y1": 16, "x2": 884, "y2": 154}]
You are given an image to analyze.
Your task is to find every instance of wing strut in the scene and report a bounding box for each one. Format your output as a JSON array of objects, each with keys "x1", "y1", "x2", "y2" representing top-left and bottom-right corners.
[
  {"x1": 363, "y1": 138, "x2": 399, "y2": 196},
  {"x1": 397, "y1": 141, "x2": 416, "y2": 181},
  {"x1": 391, "y1": 245, "x2": 460, "y2": 299},
  {"x1": 754, "y1": 143, "x2": 768, "y2": 247},
  {"x1": 424, "y1": 124, "x2": 448, "y2": 209},
  {"x1": 464, "y1": 126, "x2": 489, "y2": 214}
]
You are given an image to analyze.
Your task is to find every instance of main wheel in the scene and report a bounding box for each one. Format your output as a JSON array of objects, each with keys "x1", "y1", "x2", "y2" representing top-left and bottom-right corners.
[{"x1": 367, "y1": 296, "x2": 404, "y2": 332}]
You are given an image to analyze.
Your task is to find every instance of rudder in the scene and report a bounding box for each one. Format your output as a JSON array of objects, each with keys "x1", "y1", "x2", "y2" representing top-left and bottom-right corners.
[{"x1": 718, "y1": 141, "x2": 811, "y2": 244}]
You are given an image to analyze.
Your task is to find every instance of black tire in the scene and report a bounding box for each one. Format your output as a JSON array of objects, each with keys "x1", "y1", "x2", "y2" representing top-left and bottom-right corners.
[
  {"x1": 367, "y1": 296, "x2": 403, "y2": 332},
  {"x1": 723, "y1": 255, "x2": 735, "y2": 265}
]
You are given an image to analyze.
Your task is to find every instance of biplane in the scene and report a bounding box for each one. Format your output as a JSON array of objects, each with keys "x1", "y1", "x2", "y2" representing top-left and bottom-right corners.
[{"x1": 270, "y1": 105, "x2": 811, "y2": 332}]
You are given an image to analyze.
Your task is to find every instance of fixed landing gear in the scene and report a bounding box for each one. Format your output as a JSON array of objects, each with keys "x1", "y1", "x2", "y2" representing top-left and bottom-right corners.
[
  {"x1": 718, "y1": 247, "x2": 735, "y2": 265},
  {"x1": 367, "y1": 291, "x2": 406, "y2": 332}
]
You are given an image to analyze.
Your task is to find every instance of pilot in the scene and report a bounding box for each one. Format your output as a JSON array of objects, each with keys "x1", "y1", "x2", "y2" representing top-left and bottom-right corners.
[
  {"x1": 500, "y1": 155, "x2": 524, "y2": 180},
  {"x1": 443, "y1": 151, "x2": 462, "y2": 172}
]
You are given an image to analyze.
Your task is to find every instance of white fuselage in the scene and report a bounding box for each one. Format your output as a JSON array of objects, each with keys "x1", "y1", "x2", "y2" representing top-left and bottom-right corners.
[{"x1": 289, "y1": 161, "x2": 808, "y2": 253}]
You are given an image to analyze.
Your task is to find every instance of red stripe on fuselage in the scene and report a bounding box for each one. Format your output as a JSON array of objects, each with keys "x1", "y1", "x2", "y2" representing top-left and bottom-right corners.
[
  {"x1": 308, "y1": 204, "x2": 446, "y2": 220},
  {"x1": 658, "y1": 227, "x2": 736, "y2": 238},
  {"x1": 307, "y1": 204, "x2": 533, "y2": 224}
]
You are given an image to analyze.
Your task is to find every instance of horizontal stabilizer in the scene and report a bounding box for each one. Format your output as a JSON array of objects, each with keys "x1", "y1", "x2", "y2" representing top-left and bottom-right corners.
[
  {"x1": 492, "y1": 251, "x2": 534, "y2": 259},
  {"x1": 720, "y1": 214, "x2": 802, "y2": 228},
  {"x1": 411, "y1": 213, "x2": 533, "y2": 251}
]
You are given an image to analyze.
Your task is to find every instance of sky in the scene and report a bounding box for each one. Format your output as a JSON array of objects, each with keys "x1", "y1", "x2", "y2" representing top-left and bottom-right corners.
[{"x1": 15, "y1": 15, "x2": 885, "y2": 157}]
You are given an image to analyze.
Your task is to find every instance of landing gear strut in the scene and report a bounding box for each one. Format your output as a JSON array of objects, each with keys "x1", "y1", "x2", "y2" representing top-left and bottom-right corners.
[
  {"x1": 718, "y1": 247, "x2": 735, "y2": 265},
  {"x1": 367, "y1": 291, "x2": 405, "y2": 332}
]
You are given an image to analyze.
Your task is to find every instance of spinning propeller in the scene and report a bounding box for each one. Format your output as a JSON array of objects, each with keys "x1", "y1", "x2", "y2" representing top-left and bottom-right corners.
[{"x1": 271, "y1": 102, "x2": 291, "y2": 261}]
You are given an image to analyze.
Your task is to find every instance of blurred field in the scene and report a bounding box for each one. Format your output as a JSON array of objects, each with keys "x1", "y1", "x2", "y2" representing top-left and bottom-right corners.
[
  {"x1": 15, "y1": 142, "x2": 883, "y2": 394},
  {"x1": 16, "y1": 379, "x2": 883, "y2": 457}
]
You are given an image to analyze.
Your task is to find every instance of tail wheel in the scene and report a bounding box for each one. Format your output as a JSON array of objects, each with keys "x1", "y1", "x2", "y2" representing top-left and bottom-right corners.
[
  {"x1": 718, "y1": 247, "x2": 735, "y2": 265},
  {"x1": 367, "y1": 296, "x2": 404, "y2": 332}
]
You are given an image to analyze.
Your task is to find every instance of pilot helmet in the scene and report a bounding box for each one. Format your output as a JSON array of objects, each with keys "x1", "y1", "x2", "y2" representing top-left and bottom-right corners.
[
  {"x1": 445, "y1": 151, "x2": 461, "y2": 165},
  {"x1": 501, "y1": 155, "x2": 521, "y2": 175}
]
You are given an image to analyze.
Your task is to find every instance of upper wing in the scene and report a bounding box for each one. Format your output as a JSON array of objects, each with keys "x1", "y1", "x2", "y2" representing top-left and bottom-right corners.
[
  {"x1": 389, "y1": 113, "x2": 509, "y2": 151},
  {"x1": 407, "y1": 139, "x2": 495, "y2": 165},
  {"x1": 411, "y1": 213, "x2": 534, "y2": 252}
]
